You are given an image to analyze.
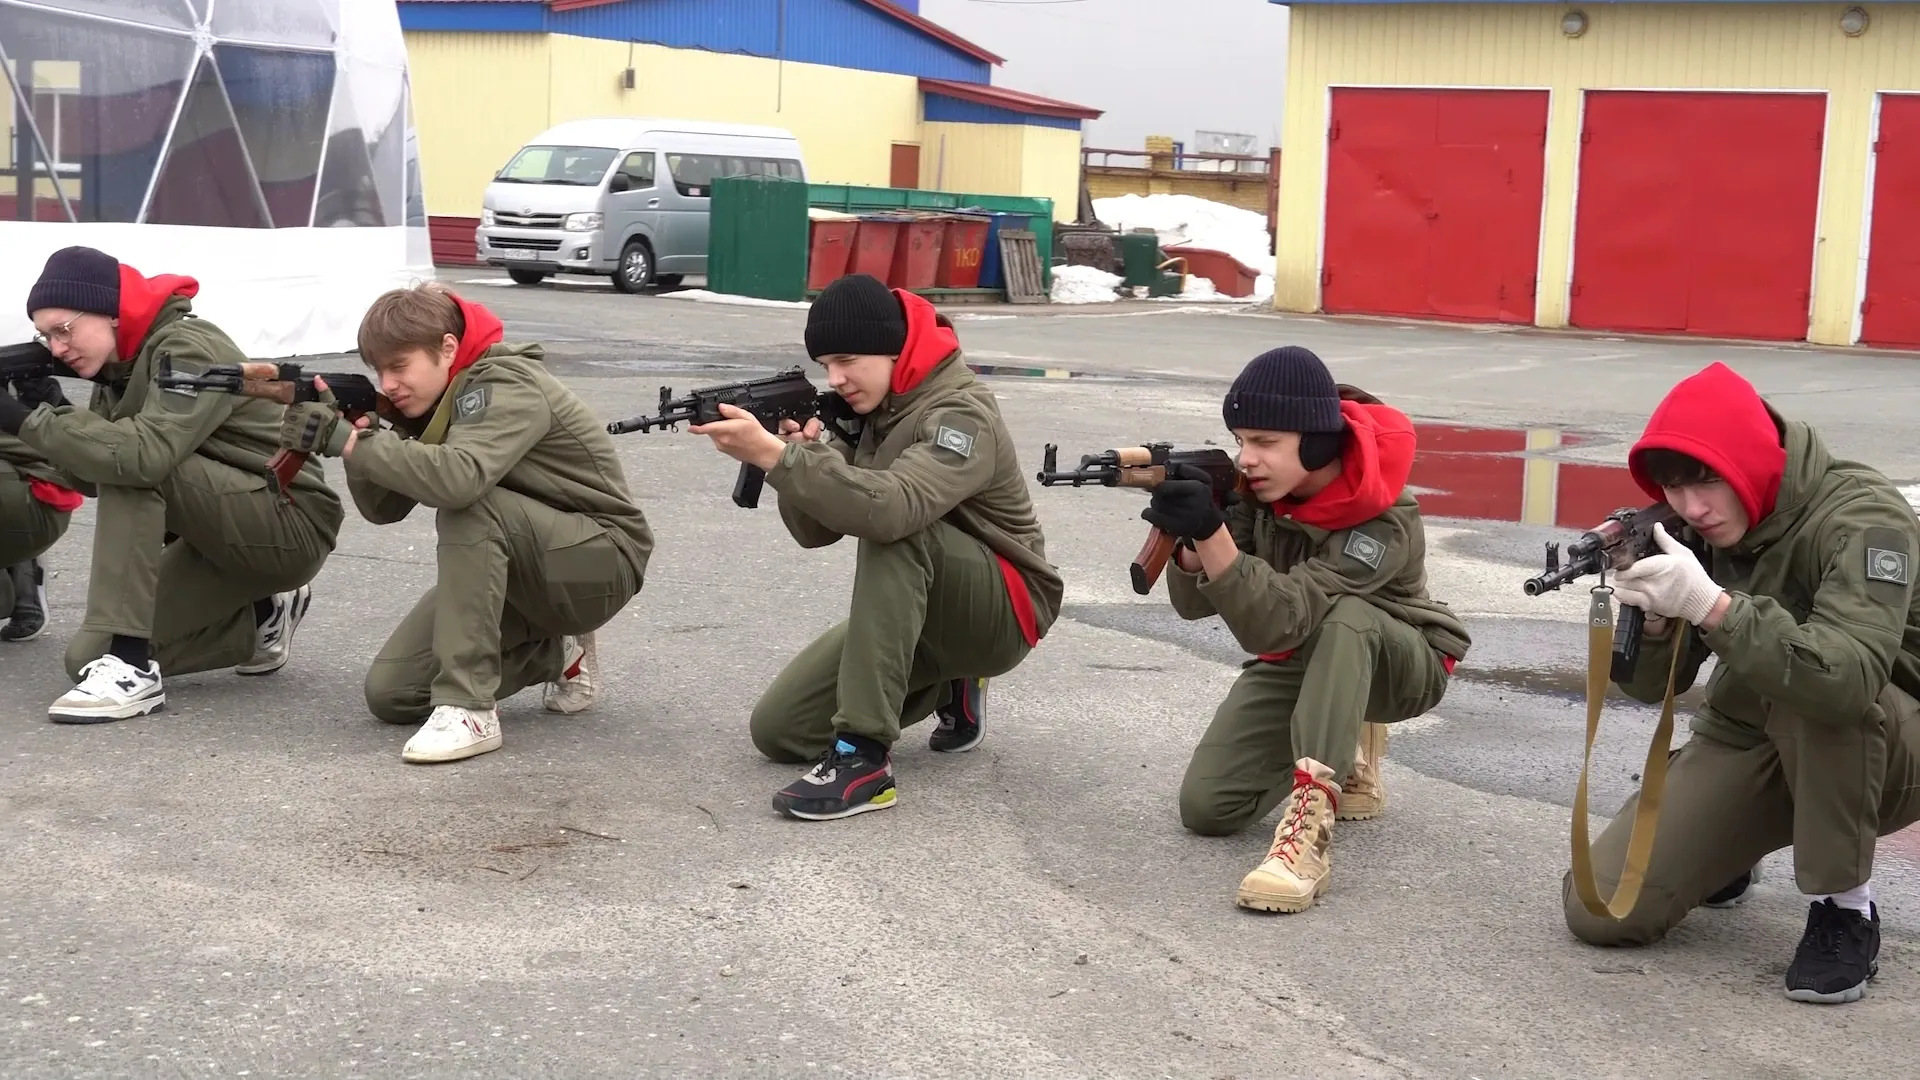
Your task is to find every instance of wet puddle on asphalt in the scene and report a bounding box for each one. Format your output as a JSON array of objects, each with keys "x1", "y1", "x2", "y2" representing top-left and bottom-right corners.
[{"x1": 1408, "y1": 423, "x2": 1649, "y2": 528}]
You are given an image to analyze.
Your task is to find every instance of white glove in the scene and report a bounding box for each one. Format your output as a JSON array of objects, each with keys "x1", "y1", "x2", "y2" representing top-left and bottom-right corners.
[{"x1": 1610, "y1": 522, "x2": 1724, "y2": 625}]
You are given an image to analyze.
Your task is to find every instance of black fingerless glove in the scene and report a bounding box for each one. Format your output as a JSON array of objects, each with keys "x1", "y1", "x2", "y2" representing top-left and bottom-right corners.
[
  {"x1": 0, "y1": 390, "x2": 30, "y2": 437},
  {"x1": 1141, "y1": 477, "x2": 1226, "y2": 541}
]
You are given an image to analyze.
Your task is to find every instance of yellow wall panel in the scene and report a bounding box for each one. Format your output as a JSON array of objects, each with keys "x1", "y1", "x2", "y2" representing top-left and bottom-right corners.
[
  {"x1": 544, "y1": 35, "x2": 923, "y2": 192},
  {"x1": 919, "y1": 121, "x2": 1025, "y2": 198},
  {"x1": 405, "y1": 31, "x2": 554, "y2": 219},
  {"x1": 1019, "y1": 125, "x2": 1084, "y2": 221},
  {"x1": 1277, "y1": 3, "x2": 1920, "y2": 344}
]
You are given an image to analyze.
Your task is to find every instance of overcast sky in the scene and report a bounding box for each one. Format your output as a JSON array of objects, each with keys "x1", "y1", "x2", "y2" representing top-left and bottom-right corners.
[{"x1": 916, "y1": 0, "x2": 1291, "y2": 152}]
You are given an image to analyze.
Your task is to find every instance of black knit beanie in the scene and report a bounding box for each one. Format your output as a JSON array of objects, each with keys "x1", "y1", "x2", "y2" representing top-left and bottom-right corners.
[
  {"x1": 26, "y1": 245, "x2": 120, "y2": 318},
  {"x1": 1223, "y1": 346, "x2": 1344, "y2": 434},
  {"x1": 805, "y1": 273, "x2": 907, "y2": 359}
]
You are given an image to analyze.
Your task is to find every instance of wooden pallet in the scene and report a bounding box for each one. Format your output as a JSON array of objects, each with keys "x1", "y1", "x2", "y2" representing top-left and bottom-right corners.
[{"x1": 997, "y1": 230, "x2": 1048, "y2": 304}]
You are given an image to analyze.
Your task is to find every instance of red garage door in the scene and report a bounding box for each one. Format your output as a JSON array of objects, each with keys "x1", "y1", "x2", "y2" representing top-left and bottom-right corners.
[
  {"x1": 1861, "y1": 95, "x2": 1920, "y2": 348},
  {"x1": 1570, "y1": 91, "x2": 1825, "y2": 341},
  {"x1": 1323, "y1": 87, "x2": 1549, "y2": 324}
]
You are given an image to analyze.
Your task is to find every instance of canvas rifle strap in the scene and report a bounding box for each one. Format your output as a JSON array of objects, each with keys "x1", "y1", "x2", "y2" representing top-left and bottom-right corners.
[{"x1": 1568, "y1": 587, "x2": 1688, "y2": 920}]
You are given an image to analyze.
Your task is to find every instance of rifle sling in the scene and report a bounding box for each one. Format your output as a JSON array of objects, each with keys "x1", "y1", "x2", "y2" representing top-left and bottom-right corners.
[{"x1": 1569, "y1": 591, "x2": 1687, "y2": 921}]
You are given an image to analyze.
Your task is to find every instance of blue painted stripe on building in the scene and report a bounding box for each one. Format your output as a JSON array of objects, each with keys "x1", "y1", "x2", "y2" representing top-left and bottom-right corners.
[
  {"x1": 924, "y1": 93, "x2": 1081, "y2": 130},
  {"x1": 400, "y1": 0, "x2": 991, "y2": 83},
  {"x1": 397, "y1": 2, "x2": 547, "y2": 32},
  {"x1": 771, "y1": 0, "x2": 990, "y2": 82},
  {"x1": 549, "y1": 0, "x2": 778, "y2": 56}
]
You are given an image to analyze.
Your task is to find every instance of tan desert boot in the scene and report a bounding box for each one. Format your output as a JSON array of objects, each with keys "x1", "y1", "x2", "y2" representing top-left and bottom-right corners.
[
  {"x1": 1235, "y1": 757, "x2": 1339, "y2": 913},
  {"x1": 1338, "y1": 722, "x2": 1388, "y2": 821}
]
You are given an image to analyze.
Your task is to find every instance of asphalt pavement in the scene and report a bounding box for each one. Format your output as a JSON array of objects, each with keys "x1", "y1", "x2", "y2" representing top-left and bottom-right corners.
[{"x1": 4, "y1": 272, "x2": 1915, "y2": 1079}]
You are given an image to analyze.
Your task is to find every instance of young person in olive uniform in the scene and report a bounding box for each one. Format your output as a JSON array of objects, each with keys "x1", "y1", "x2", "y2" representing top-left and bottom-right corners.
[
  {"x1": 1, "y1": 373, "x2": 80, "y2": 642},
  {"x1": 688, "y1": 273, "x2": 1063, "y2": 820},
  {"x1": 1564, "y1": 361, "x2": 1920, "y2": 1006},
  {"x1": 1150, "y1": 346, "x2": 1469, "y2": 913},
  {"x1": 3, "y1": 246, "x2": 342, "y2": 722},
  {"x1": 279, "y1": 283, "x2": 653, "y2": 764}
]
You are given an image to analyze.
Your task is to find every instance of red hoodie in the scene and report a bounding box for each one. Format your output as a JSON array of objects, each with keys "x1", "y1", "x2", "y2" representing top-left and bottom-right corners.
[
  {"x1": 1626, "y1": 361, "x2": 1785, "y2": 528},
  {"x1": 884, "y1": 288, "x2": 1040, "y2": 647},
  {"x1": 1259, "y1": 396, "x2": 1455, "y2": 672},
  {"x1": 441, "y1": 290, "x2": 506, "y2": 385}
]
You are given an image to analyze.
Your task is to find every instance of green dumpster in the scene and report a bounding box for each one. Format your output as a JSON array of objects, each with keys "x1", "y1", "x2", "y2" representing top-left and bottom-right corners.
[{"x1": 709, "y1": 175, "x2": 810, "y2": 302}]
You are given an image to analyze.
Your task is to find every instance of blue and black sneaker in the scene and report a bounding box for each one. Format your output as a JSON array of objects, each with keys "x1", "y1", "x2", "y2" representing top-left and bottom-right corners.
[{"x1": 773, "y1": 736, "x2": 897, "y2": 820}]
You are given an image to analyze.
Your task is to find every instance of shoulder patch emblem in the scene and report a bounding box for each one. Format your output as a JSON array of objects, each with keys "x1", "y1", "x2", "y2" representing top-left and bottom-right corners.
[
  {"x1": 1343, "y1": 530, "x2": 1386, "y2": 571},
  {"x1": 933, "y1": 425, "x2": 975, "y2": 459},
  {"x1": 1867, "y1": 546, "x2": 1910, "y2": 586},
  {"x1": 453, "y1": 384, "x2": 491, "y2": 422}
]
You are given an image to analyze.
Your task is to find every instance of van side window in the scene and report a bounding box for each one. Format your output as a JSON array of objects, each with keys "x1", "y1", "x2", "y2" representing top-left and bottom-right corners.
[
  {"x1": 664, "y1": 154, "x2": 806, "y2": 196},
  {"x1": 618, "y1": 151, "x2": 655, "y2": 187}
]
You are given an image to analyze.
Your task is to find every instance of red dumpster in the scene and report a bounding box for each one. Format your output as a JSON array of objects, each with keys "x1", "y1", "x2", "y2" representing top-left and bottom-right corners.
[
  {"x1": 806, "y1": 218, "x2": 859, "y2": 290},
  {"x1": 888, "y1": 217, "x2": 947, "y2": 290},
  {"x1": 934, "y1": 214, "x2": 992, "y2": 289},
  {"x1": 847, "y1": 217, "x2": 904, "y2": 280}
]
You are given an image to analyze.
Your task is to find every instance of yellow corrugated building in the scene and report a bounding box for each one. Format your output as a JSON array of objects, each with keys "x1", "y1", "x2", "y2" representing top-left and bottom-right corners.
[
  {"x1": 396, "y1": 0, "x2": 1100, "y2": 266},
  {"x1": 1271, "y1": 2, "x2": 1920, "y2": 349}
]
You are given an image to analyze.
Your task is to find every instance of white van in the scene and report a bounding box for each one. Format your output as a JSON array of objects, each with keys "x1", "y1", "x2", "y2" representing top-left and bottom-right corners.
[{"x1": 475, "y1": 118, "x2": 808, "y2": 292}]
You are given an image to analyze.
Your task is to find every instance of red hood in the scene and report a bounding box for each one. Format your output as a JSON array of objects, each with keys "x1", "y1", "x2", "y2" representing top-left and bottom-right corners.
[
  {"x1": 1274, "y1": 399, "x2": 1415, "y2": 532},
  {"x1": 1627, "y1": 361, "x2": 1784, "y2": 527},
  {"x1": 888, "y1": 288, "x2": 960, "y2": 395},
  {"x1": 446, "y1": 291, "x2": 505, "y2": 381},
  {"x1": 116, "y1": 263, "x2": 199, "y2": 359}
]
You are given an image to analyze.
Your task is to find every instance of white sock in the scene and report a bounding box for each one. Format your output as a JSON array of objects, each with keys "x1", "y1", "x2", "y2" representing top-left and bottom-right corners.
[{"x1": 1812, "y1": 881, "x2": 1874, "y2": 915}]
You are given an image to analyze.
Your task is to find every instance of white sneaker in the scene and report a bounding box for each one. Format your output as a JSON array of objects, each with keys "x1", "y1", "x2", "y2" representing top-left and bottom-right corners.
[
  {"x1": 236, "y1": 584, "x2": 312, "y2": 676},
  {"x1": 402, "y1": 704, "x2": 502, "y2": 763},
  {"x1": 542, "y1": 633, "x2": 596, "y2": 714},
  {"x1": 49, "y1": 654, "x2": 165, "y2": 724}
]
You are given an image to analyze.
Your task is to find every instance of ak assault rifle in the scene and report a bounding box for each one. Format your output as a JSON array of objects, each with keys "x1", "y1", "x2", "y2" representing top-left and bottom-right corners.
[
  {"x1": 1036, "y1": 441, "x2": 1243, "y2": 595},
  {"x1": 154, "y1": 357, "x2": 403, "y2": 496},
  {"x1": 2, "y1": 340, "x2": 59, "y2": 391},
  {"x1": 1521, "y1": 500, "x2": 1689, "y2": 684},
  {"x1": 606, "y1": 365, "x2": 860, "y2": 509},
  {"x1": 1524, "y1": 499, "x2": 1705, "y2": 925}
]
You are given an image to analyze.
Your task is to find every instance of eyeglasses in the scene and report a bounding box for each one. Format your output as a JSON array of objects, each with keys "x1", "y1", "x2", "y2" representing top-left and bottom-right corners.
[{"x1": 31, "y1": 317, "x2": 78, "y2": 347}]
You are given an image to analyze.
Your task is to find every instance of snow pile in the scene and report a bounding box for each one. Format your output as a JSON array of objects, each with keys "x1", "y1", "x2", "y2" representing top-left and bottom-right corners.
[
  {"x1": 1049, "y1": 264, "x2": 1123, "y2": 304},
  {"x1": 660, "y1": 289, "x2": 813, "y2": 310},
  {"x1": 1092, "y1": 192, "x2": 1275, "y2": 300}
]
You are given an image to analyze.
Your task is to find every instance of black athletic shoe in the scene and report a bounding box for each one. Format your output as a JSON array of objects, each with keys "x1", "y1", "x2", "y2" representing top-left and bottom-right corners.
[
  {"x1": 1702, "y1": 865, "x2": 1759, "y2": 908},
  {"x1": 1, "y1": 558, "x2": 48, "y2": 642},
  {"x1": 930, "y1": 677, "x2": 987, "y2": 753},
  {"x1": 772, "y1": 738, "x2": 897, "y2": 821},
  {"x1": 1784, "y1": 899, "x2": 1880, "y2": 1004}
]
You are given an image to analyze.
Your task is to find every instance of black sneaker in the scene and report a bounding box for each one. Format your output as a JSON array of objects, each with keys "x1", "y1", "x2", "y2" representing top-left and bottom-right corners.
[
  {"x1": 1702, "y1": 865, "x2": 1759, "y2": 908},
  {"x1": 1784, "y1": 899, "x2": 1880, "y2": 1004},
  {"x1": 929, "y1": 677, "x2": 987, "y2": 753},
  {"x1": 1, "y1": 558, "x2": 48, "y2": 642},
  {"x1": 772, "y1": 737, "x2": 897, "y2": 821}
]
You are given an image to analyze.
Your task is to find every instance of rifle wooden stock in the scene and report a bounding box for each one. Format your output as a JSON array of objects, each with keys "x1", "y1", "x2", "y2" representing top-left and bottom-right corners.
[{"x1": 1130, "y1": 527, "x2": 1176, "y2": 595}]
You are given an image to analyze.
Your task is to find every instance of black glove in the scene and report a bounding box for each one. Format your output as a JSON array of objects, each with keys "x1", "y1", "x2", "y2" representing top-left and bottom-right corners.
[
  {"x1": 12, "y1": 376, "x2": 66, "y2": 409},
  {"x1": 1141, "y1": 464, "x2": 1227, "y2": 541}
]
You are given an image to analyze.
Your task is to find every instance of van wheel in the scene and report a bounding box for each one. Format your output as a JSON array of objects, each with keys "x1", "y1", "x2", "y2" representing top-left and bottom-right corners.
[
  {"x1": 613, "y1": 240, "x2": 653, "y2": 294},
  {"x1": 507, "y1": 269, "x2": 549, "y2": 286}
]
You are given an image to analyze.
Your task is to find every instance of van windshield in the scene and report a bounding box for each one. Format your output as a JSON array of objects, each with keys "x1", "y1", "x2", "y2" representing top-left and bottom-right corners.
[{"x1": 496, "y1": 145, "x2": 619, "y2": 185}]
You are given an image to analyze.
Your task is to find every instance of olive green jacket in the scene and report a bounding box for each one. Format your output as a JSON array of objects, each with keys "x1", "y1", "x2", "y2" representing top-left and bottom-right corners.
[
  {"x1": 16, "y1": 297, "x2": 343, "y2": 542},
  {"x1": 342, "y1": 342, "x2": 656, "y2": 582},
  {"x1": 764, "y1": 351, "x2": 1065, "y2": 638},
  {"x1": 1618, "y1": 416, "x2": 1920, "y2": 750},
  {"x1": 1167, "y1": 492, "x2": 1472, "y2": 662}
]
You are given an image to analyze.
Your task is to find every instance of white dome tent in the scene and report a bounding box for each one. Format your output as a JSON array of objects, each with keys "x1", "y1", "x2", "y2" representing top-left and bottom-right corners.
[{"x1": 0, "y1": 0, "x2": 434, "y2": 357}]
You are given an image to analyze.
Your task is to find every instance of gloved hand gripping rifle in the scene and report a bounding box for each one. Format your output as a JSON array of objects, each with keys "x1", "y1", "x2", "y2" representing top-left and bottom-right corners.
[
  {"x1": 1036, "y1": 441, "x2": 1242, "y2": 595},
  {"x1": 607, "y1": 365, "x2": 860, "y2": 509},
  {"x1": 154, "y1": 357, "x2": 402, "y2": 496}
]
